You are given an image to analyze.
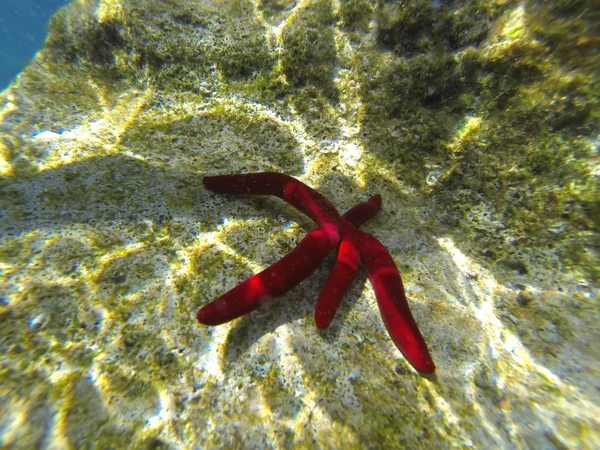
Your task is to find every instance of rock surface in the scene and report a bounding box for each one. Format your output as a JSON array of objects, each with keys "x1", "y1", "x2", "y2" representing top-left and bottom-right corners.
[{"x1": 0, "y1": 0, "x2": 598, "y2": 448}]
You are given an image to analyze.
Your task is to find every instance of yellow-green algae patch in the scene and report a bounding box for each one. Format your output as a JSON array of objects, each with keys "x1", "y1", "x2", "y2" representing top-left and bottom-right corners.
[{"x1": 0, "y1": 0, "x2": 599, "y2": 448}]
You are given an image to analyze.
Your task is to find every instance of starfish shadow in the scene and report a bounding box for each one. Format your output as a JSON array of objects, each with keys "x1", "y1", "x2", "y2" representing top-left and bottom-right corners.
[{"x1": 222, "y1": 264, "x2": 370, "y2": 363}]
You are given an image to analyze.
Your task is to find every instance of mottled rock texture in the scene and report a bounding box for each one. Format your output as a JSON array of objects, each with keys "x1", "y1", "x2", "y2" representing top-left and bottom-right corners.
[{"x1": 0, "y1": 0, "x2": 598, "y2": 448}]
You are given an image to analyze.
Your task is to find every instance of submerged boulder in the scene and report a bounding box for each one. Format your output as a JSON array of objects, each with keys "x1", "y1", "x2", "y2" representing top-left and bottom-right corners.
[{"x1": 0, "y1": 0, "x2": 598, "y2": 448}]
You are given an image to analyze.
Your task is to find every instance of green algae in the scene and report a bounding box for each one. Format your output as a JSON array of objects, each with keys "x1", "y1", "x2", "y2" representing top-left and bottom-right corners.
[
  {"x1": 281, "y1": 0, "x2": 336, "y2": 90},
  {"x1": 118, "y1": 102, "x2": 304, "y2": 174},
  {"x1": 259, "y1": 0, "x2": 297, "y2": 24},
  {"x1": 339, "y1": 0, "x2": 373, "y2": 32},
  {"x1": 280, "y1": 0, "x2": 340, "y2": 139},
  {"x1": 42, "y1": 236, "x2": 91, "y2": 276}
]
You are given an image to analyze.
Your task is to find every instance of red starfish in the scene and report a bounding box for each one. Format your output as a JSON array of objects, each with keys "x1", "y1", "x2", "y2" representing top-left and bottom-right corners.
[{"x1": 197, "y1": 173, "x2": 435, "y2": 374}]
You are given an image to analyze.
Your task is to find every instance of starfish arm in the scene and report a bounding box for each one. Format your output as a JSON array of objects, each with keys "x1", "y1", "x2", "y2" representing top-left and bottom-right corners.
[
  {"x1": 356, "y1": 230, "x2": 435, "y2": 374},
  {"x1": 315, "y1": 227, "x2": 361, "y2": 329},
  {"x1": 314, "y1": 195, "x2": 382, "y2": 329},
  {"x1": 203, "y1": 172, "x2": 340, "y2": 226},
  {"x1": 342, "y1": 194, "x2": 382, "y2": 227},
  {"x1": 197, "y1": 223, "x2": 341, "y2": 326}
]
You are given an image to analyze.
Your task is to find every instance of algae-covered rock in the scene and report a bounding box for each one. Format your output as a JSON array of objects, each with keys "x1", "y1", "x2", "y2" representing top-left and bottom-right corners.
[{"x1": 0, "y1": 0, "x2": 598, "y2": 448}]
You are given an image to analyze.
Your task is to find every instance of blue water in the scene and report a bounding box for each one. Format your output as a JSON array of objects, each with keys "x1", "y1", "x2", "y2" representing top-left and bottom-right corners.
[{"x1": 0, "y1": 0, "x2": 71, "y2": 91}]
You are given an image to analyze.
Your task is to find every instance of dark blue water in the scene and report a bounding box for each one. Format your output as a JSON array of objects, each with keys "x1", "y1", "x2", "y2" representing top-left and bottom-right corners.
[{"x1": 0, "y1": 0, "x2": 71, "y2": 91}]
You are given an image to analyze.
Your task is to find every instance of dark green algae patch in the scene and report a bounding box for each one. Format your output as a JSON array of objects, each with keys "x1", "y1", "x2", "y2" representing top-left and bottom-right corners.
[
  {"x1": 0, "y1": 0, "x2": 599, "y2": 448},
  {"x1": 33, "y1": 0, "x2": 597, "y2": 281}
]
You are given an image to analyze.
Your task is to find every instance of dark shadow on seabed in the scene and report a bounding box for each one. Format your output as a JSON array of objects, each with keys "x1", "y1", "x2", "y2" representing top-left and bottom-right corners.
[
  {"x1": 0, "y1": 155, "x2": 204, "y2": 235},
  {"x1": 222, "y1": 263, "x2": 370, "y2": 364}
]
